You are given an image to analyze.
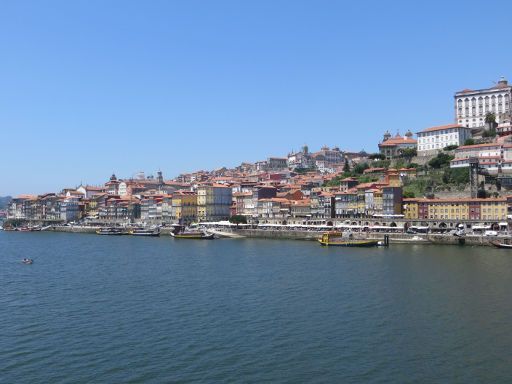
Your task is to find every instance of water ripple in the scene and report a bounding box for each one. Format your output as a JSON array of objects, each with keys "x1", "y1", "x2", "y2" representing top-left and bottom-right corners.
[{"x1": 1, "y1": 233, "x2": 512, "y2": 383}]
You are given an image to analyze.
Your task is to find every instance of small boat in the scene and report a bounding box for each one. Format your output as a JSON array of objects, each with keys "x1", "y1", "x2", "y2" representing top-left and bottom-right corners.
[
  {"x1": 490, "y1": 240, "x2": 512, "y2": 249},
  {"x1": 130, "y1": 227, "x2": 161, "y2": 236},
  {"x1": 171, "y1": 229, "x2": 215, "y2": 239},
  {"x1": 318, "y1": 231, "x2": 380, "y2": 247},
  {"x1": 96, "y1": 227, "x2": 128, "y2": 235},
  {"x1": 22, "y1": 258, "x2": 33, "y2": 265},
  {"x1": 16, "y1": 226, "x2": 41, "y2": 232}
]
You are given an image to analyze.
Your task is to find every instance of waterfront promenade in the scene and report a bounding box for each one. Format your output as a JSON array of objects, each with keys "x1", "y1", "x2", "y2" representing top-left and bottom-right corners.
[{"x1": 19, "y1": 224, "x2": 510, "y2": 247}]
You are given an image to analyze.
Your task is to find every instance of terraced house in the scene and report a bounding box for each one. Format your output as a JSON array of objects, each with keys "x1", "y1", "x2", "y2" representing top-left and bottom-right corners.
[
  {"x1": 196, "y1": 184, "x2": 232, "y2": 222},
  {"x1": 402, "y1": 198, "x2": 507, "y2": 221},
  {"x1": 171, "y1": 191, "x2": 197, "y2": 224}
]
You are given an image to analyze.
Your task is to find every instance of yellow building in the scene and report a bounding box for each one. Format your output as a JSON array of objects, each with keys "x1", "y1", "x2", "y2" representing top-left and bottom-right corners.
[
  {"x1": 357, "y1": 190, "x2": 366, "y2": 214},
  {"x1": 427, "y1": 201, "x2": 470, "y2": 220},
  {"x1": 196, "y1": 184, "x2": 232, "y2": 222},
  {"x1": 480, "y1": 199, "x2": 507, "y2": 221},
  {"x1": 172, "y1": 191, "x2": 197, "y2": 224},
  {"x1": 403, "y1": 198, "x2": 418, "y2": 219},
  {"x1": 402, "y1": 197, "x2": 507, "y2": 221}
]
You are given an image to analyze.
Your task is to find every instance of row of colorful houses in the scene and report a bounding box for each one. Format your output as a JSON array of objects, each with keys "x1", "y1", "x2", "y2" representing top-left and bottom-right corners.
[
  {"x1": 7, "y1": 184, "x2": 233, "y2": 225},
  {"x1": 403, "y1": 197, "x2": 508, "y2": 221}
]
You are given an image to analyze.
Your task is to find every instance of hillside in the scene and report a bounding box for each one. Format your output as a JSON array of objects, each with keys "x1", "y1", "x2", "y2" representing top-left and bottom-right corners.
[{"x1": 0, "y1": 196, "x2": 12, "y2": 210}]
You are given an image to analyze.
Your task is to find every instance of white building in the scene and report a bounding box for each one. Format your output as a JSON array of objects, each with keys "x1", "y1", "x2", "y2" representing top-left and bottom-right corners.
[
  {"x1": 454, "y1": 77, "x2": 512, "y2": 128},
  {"x1": 417, "y1": 124, "x2": 472, "y2": 156},
  {"x1": 450, "y1": 143, "x2": 512, "y2": 174}
]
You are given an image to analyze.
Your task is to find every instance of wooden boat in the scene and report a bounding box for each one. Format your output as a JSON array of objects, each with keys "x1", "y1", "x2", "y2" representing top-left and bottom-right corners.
[
  {"x1": 318, "y1": 231, "x2": 380, "y2": 247},
  {"x1": 170, "y1": 230, "x2": 215, "y2": 239},
  {"x1": 490, "y1": 240, "x2": 512, "y2": 249},
  {"x1": 96, "y1": 227, "x2": 128, "y2": 235},
  {"x1": 130, "y1": 227, "x2": 160, "y2": 237}
]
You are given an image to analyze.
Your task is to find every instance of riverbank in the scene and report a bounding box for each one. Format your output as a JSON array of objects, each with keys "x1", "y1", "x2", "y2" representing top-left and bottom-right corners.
[
  {"x1": 24, "y1": 225, "x2": 510, "y2": 247},
  {"x1": 221, "y1": 228, "x2": 507, "y2": 246}
]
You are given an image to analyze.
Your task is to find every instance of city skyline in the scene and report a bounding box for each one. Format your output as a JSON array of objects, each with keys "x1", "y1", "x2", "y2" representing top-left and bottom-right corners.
[{"x1": 2, "y1": 0, "x2": 512, "y2": 195}]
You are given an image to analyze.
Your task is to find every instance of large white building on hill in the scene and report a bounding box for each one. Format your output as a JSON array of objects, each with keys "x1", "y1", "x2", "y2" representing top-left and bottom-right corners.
[
  {"x1": 417, "y1": 124, "x2": 472, "y2": 156},
  {"x1": 454, "y1": 77, "x2": 512, "y2": 128}
]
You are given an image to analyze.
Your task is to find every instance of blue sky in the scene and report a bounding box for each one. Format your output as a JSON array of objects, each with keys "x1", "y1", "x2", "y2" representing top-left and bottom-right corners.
[{"x1": 1, "y1": 0, "x2": 511, "y2": 195}]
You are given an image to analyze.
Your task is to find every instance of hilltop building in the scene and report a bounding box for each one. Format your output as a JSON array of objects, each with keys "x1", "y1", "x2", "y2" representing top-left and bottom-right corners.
[
  {"x1": 378, "y1": 131, "x2": 417, "y2": 159},
  {"x1": 455, "y1": 77, "x2": 512, "y2": 128},
  {"x1": 416, "y1": 124, "x2": 472, "y2": 156}
]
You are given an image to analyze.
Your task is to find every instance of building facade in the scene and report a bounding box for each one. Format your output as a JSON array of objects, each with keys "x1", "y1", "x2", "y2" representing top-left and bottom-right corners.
[
  {"x1": 455, "y1": 77, "x2": 512, "y2": 128},
  {"x1": 378, "y1": 131, "x2": 417, "y2": 159},
  {"x1": 403, "y1": 198, "x2": 507, "y2": 221},
  {"x1": 417, "y1": 124, "x2": 472, "y2": 156},
  {"x1": 197, "y1": 184, "x2": 233, "y2": 222}
]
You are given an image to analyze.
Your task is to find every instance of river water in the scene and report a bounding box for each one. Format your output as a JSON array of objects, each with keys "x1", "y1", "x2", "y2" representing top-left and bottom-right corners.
[{"x1": 1, "y1": 231, "x2": 512, "y2": 383}]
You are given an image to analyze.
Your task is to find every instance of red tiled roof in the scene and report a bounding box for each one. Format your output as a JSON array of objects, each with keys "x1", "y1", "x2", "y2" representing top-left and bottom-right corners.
[
  {"x1": 457, "y1": 143, "x2": 502, "y2": 150},
  {"x1": 417, "y1": 124, "x2": 466, "y2": 133}
]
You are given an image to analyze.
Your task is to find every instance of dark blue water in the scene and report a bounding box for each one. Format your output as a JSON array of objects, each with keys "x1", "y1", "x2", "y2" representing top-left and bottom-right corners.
[{"x1": 1, "y1": 232, "x2": 512, "y2": 383}]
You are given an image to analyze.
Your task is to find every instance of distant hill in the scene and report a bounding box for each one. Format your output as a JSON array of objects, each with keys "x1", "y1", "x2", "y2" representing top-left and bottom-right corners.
[{"x1": 0, "y1": 196, "x2": 12, "y2": 210}]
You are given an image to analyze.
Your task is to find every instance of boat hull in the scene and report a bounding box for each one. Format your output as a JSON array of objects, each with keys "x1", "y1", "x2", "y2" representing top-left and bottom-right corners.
[
  {"x1": 318, "y1": 239, "x2": 380, "y2": 247},
  {"x1": 490, "y1": 240, "x2": 512, "y2": 249},
  {"x1": 96, "y1": 229, "x2": 128, "y2": 235},
  {"x1": 171, "y1": 232, "x2": 215, "y2": 240},
  {"x1": 131, "y1": 231, "x2": 160, "y2": 237}
]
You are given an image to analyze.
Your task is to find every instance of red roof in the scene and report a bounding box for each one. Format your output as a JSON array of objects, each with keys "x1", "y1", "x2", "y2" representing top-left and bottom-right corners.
[
  {"x1": 457, "y1": 143, "x2": 502, "y2": 150},
  {"x1": 418, "y1": 123, "x2": 466, "y2": 134},
  {"x1": 379, "y1": 136, "x2": 417, "y2": 146}
]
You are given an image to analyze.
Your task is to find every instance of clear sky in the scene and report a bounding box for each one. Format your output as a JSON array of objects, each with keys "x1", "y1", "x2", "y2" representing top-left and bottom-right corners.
[{"x1": 1, "y1": 0, "x2": 511, "y2": 196}]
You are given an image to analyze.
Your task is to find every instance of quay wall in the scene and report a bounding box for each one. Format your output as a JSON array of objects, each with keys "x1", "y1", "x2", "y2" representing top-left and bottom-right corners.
[
  {"x1": 226, "y1": 228, "x2": 509, "y2": 246},
  {"x1": 48, "y1": 226, "x2": 175, "y2": 235},
  {"x1": 44, "y1": 226, "x2": 510, "y2": 247}
]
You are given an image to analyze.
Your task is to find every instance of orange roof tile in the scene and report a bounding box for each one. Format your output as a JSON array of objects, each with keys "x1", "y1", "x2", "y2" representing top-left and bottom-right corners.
[{"x1": 417, "y1": 123, "x2": 467, "y2": 133}]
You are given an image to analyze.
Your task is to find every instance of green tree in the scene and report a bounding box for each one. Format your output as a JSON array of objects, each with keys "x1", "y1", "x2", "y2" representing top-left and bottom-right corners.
[
  {"x1": 398, "y1": 147, "x2": 417, "y2": 162},
  {"x1": 485, "y1": 112, "x2": 496, "y2": 124},
  {"x1": 343, "y1": 158, "x2": 350, "y2": 173},
  {"x1": 442, "y1": 167, "x2": 469, "y2": 184},
  {"x1": 464, "y1": 138, "x2": 475, "y2": 146},
  {"x1": 482, "y1": 128, "x2": 497, "y2": 138},
  {"x1": 368, "y1": 153, "x2": 385, "y2": 160},
  {"x1": 352, "y1": 162, "x2": 369, "y2": 175},
  {"x1": 428, "y1": 153, "x2": 454, "y2": 169},
  {"x1": 371, "y1": 159, "x2": 391, "y2": 169},
  {"x1": 294, "y1": 167, "x2": 316, "y2": 174},
  {"x1": 323, "y1": 176, "x2": 343, "y2": 187},
  {"x1": 357, "y1": 175, "x2": 378, "y2": 183},
  {"x1": 229, "y1": 215, "x2": 248, "y2": 225}
]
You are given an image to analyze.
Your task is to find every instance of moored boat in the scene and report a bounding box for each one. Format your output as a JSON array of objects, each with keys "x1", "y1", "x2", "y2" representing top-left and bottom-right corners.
[
  {"x1": 130, "y1": 227, "x2": 161, "y2": 236},
  {"x1": 318, "y1": 231, "x2": 380, "y2": 247},
  {"x1": 171, "y1": 229, "x2": 215, "y2": 239},
  {"x1": 96, "y1": 227, "x2": 128, "y2": 235},
  {"x1": 490, "y1": 240, "x2": 512, "y2": 249}
]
